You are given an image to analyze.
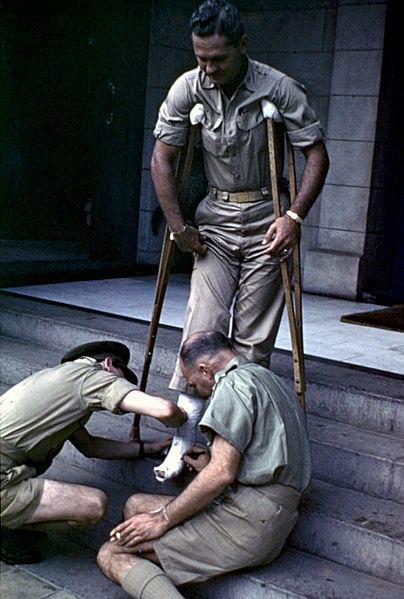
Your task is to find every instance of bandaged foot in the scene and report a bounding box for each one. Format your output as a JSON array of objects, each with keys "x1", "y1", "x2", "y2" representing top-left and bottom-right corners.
[{"x1": 154, "y1": 394, "x2": 205, "y2": 482}]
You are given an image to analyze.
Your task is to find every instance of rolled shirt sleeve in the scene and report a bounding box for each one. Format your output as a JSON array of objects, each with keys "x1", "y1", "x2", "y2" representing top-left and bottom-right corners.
[
  {"x1": 272, "y1": 75, "x2": 324, "y2": 148},
  {"x1": 153, "y1": 74, "x2": 195, "y2": 147}
]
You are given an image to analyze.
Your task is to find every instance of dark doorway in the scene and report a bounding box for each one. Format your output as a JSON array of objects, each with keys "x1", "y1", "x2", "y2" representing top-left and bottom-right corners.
[
  {"x1": 364, "y1": 0, "x2": 404, "y2": 304},
  {"x1": 1, "y1": 0, "x2": 151, "y2": 285}
]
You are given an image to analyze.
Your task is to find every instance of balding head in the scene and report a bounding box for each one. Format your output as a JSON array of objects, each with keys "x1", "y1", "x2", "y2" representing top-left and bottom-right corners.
[{"x1": 180, "y1": 331, "x2": 237, "y2": 398}]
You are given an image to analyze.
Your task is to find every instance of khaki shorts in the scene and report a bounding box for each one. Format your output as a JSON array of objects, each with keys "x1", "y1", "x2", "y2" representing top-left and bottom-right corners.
[
  {"x1": 1, "y1": 477, "x2": 44, "y2": 529},
  {"x1": 154, "y1": 483, "x2": 300, "y2": 585}
]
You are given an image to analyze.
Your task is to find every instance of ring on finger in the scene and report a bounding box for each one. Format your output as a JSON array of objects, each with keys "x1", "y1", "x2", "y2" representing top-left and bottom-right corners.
[{"x1": 282, "y1": 248, "x2": 288, "y2": 255}]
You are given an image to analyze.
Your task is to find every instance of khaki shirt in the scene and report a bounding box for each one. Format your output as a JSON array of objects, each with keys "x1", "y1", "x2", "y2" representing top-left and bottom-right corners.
[
  {"x1": 0, "y1": 358, "x2": 135, "y2": 469},
  {"x1": 199, "y1": 355, "x2": 312, "y2": 492},
  {"x1": 154, "y1": 57, "x2": 324, "y2": 192}
]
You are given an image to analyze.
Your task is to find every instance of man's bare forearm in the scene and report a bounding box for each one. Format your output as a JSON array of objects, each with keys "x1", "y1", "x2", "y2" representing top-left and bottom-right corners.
[
  {"x1": 151, "y1": 139, "x2": 185, "y2": 233},
  {"x1": 151, "y1": 139, "x2": 208, "y2": 255},
  {"x1": 162, "y1": 436, "x2": 241, "y2": 527},
  {"x1": 290, "y1": 141, "x2": 329, "y2": 219},
  {"x1": 120, "y1": 390, "x2": 187, "y2": 427}
]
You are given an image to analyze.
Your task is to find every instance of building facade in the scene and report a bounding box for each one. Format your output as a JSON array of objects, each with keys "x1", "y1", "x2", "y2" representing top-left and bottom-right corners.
[{"x1": 2, "y1": 0, "x2": 402, "y2": 302}]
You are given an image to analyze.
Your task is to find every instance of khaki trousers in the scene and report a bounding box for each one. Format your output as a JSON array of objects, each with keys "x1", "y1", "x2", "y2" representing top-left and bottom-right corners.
[
  {"x1": 154, "y1": 482, "x2": 301, "y2": 585},
  {"x1": 170, "y1": 191, "x2": 287, "y2": 393}
]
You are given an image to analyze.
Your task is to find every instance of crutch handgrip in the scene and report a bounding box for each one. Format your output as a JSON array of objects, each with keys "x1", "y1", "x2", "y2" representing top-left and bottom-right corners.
[
  {"x1": 190, "y1": 103, "x2": 205, "y2": 125},
  {"x1": 261, "y1": 99, "x2": 283, "y2": 122}
]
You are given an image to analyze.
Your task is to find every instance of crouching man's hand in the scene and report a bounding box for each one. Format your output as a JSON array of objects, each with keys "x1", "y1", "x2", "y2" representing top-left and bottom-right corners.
[{"x1": 183, "y1": 446, "x2": 210, "y2": 473}]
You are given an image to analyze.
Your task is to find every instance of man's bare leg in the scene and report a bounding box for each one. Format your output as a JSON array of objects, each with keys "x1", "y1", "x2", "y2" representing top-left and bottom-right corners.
[
  {"x1": 2, "y1": 479, "x2": 108, "y2": 564},
  {"x1": 123, "y1": 492, "x2": 173, "y2": 520},
  {"x1": 25, "y1": 478, "x2": 107, "y2": 530},
  {"x1": 97, "y1": 492, "x2": 183, "y2": 599}
]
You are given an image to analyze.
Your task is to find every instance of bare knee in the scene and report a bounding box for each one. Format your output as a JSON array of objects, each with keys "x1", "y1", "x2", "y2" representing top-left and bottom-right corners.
[
  {"x1": 72, "y1": 489, "x2": 108, "y2": 528},
  {"x1": 123, "y1": 493, "x2": 151, "y2": 519},
  {"x1": 88, "y1": 488, "x2": 108, "y2": 524},
  {"x1": 97, "y1": 541, "x2": 113, "y2": 576},
  {"x1": 97, "y1": 540, "x2": 133, "y2": 584}
]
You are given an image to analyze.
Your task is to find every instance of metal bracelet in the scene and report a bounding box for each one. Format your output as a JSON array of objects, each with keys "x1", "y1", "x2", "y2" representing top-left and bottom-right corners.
[{"x1": 162, "y1": 506, "x2": 170, "y2": 524}]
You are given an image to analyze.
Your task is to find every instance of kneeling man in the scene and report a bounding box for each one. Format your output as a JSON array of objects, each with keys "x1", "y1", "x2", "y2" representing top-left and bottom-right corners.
[
  {"x1": 1, "y1": 340, "x2": 187, "y2": 564},
  {"x1": 97, "y1": 331, "x2": 312, "y2": 599}
]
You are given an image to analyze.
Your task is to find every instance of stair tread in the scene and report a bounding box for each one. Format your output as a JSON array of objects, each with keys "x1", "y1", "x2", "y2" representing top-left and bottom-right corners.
[
  {"x1": 301, "y1": 479, "x2": 404, "y2": 540},
  {"x1": 1, "y1": 290, "x2": 403, "y2": 395},
  {"x1": 45, "y1": 445, "x2": 404, "y2": 547},
  {"x1": 17, "y1": 539, "x2": 404, "y2": 599},
  {"x1": 27, "y1": 462, "x2": 404, "y2": 599},
  {"x1": 2, "y1": 295, "x2": 404, "y2": 591},
  {"x1": 308, "y1": 413, "x2": 404, "y2": 460}
]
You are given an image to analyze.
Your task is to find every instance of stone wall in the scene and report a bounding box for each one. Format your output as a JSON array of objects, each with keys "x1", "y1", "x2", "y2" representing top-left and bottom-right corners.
[{"x1": 304, "y1": 1, "x2": 387, "y2": 298}]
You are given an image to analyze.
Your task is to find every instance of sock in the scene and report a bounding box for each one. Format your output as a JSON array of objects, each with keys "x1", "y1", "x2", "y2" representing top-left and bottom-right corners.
[
  {"x1": 154, "y1": 393, "x2": 205, "y2": 482},
  {"x1": 122, "y1": 560, "x2": 184, "y2": 599}
]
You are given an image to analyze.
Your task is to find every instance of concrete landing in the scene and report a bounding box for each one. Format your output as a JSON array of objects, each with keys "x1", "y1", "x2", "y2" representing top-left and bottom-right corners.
[{"x1": 2, "y1": 274, "x2": 404, "y2": 375}]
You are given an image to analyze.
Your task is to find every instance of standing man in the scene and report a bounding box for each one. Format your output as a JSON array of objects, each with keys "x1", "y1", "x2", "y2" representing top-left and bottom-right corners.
[
  {"x1": 152, "y1": 0, "x2": 328, "y2": 480},
  {"x1": 0, "y1": 340, "x2": 187, "y2": 564},
  {"x1": 97, "y1": 331, "x2": 312, "y2": 599}
]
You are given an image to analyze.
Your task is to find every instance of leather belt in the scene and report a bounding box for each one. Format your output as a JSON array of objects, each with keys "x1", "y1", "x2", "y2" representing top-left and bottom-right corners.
[{"x1": 209, "y1": 186, "x2": 271, "y2": 203}]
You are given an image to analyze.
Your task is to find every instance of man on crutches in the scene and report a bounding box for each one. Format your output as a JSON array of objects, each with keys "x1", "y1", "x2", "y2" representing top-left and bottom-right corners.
[{"x1": 148, "y1": 0, "x2": 329, "y2": 482}]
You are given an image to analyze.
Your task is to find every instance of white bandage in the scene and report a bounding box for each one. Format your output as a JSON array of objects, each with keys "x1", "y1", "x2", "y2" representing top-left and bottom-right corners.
[
  {"x1": 261, "y1": 99, "x2": 283, "y2": 122},
  {"x1": 190, "y1": 103, "x2": 205, "y2": 125},
  {"x1": 154, "y1": 393, "x2": 205, "y2": 482}
]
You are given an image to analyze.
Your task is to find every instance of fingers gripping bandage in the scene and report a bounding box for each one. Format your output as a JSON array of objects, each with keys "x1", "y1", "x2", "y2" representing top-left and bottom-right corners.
[{"x1": 154, "y1": 394, "x2": 205, "y2": 482}]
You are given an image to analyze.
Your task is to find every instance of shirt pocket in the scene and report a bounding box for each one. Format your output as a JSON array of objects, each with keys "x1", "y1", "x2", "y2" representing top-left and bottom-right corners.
[
  {"x1": 236, "y1": 105, "x2": 268, "y2": 153},
  {"x1": 201, "y1": 107, "x2": 224, "y2": 157}
]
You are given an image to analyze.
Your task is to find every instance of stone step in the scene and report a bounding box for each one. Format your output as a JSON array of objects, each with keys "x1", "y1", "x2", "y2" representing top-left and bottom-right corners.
[
  {"x1": 51, "y1": 431, "x2": 404, "y2": 586},
  {"x1": 2, "y1": 337, "x2": 402, "y2": 509},
  {"x1": 308, "y1": 415, "x2": 404, "y2": 504},
  {"x1": 1, "y1": 294, "x2": 404, "y2": 589},
  {"x1": 291, "y1": 479, "x2": 404, "y2": 586},
  {"x1": 32, "y1": 461, "x2": 404, "y2": 598},
  {"x1": 3, "y1": 371, "x2": 402, "y2": 587},
  {"x1": 182, "y1": 549, "x2": 404, "y2": 599},
  {"x1": 1, "y1": 291, "x2": 403, "y2": 436},
  {"x1": 58, "y1": 405, "x2": 404, "y2": 507}
]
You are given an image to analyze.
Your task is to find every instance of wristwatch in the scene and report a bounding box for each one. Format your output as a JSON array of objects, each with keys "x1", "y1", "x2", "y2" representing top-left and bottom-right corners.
[{"x1": 169, "y1": 224, "x2": 189, "y2": 241}]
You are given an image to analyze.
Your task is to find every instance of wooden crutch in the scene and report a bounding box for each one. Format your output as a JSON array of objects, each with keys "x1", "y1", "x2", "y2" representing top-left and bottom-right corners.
[
  {"x1": 262, "y1": 100, "x2": 306, "y2": 411},
  {"x1": 130, "y1": 105, "x2": 204, "y2": 440}
]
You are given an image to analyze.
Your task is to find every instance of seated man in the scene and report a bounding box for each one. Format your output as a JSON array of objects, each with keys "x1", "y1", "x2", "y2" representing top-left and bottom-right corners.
[
  {"x1": 0, "y1": 340, "x2": 187, "y2": 565},
  {"x1": 97, "y1": 331, "x2": 312, "y2": 599}
]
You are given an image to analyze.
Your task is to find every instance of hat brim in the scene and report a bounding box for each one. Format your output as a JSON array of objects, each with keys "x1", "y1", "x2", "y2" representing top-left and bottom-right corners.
[{"x1": 61, "y1": 340, "x2": 138, "y2": 385}]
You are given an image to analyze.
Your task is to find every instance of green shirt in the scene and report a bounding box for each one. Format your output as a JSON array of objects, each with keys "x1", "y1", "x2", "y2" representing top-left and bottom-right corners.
[
  {"x1": 154, "y1": 56, "x2": 324, "y2": 192},
  {"x1": 199, "y1": 355, "x2": 312, "y2": 492},
  {"x1": 0, "y1": 358, "x2": 136, "y2": 467}
]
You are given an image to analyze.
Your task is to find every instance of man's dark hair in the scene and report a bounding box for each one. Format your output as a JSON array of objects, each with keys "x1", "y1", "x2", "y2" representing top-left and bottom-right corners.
[
  {"x1": 190, "y1": 1, "x2": 244, "y2": 47},
  {"x1": 180, "y1": 331, "x2": 235, "y2": 367}
]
